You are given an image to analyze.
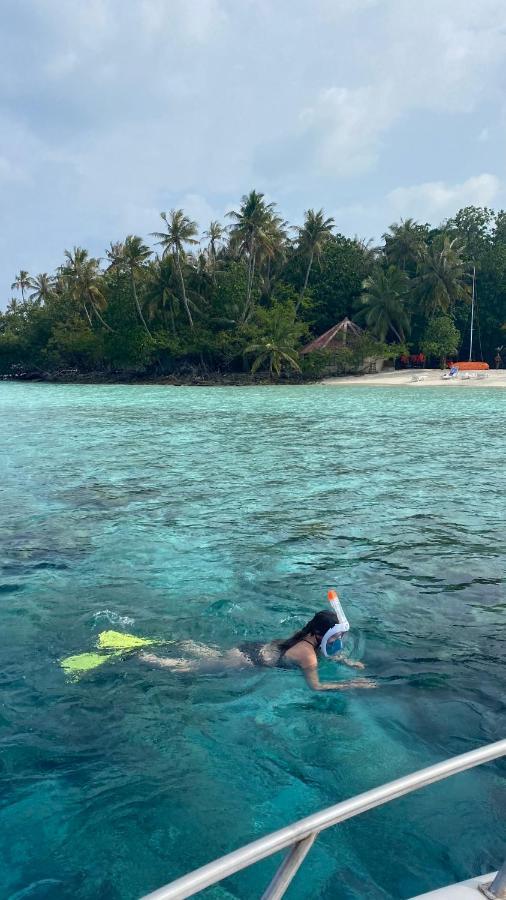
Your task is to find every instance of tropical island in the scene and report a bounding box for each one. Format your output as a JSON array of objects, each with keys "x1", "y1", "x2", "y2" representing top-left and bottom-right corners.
[{"x1": 1, "y1": 195, "x2": 505, "y2": 383}]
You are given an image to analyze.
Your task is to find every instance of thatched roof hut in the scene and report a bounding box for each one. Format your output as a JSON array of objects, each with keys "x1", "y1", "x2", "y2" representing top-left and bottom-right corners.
[{"x1": 300, "y1": 317, "x2": 363, "y2": 355}]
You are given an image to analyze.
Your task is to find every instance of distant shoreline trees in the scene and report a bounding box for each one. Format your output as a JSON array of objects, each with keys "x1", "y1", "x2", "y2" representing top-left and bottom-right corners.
[{"x1": 1, "y1": 200, "x2": 505, "y2": 380}]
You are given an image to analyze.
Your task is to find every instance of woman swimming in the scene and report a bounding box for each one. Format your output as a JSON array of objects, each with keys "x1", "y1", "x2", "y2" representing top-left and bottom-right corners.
[{"x1": 140, "y1": 610, "x2": 375, "y2": 691}]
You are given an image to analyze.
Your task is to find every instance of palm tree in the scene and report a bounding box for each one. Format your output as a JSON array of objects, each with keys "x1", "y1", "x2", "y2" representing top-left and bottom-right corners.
[
  {"x1": 6, "y1": 298, "x2": 21, "y2": 315},
  {"x1": 152, "y1": 210, "x2": 199, "y2": 328},
  {"x1": 354, "y1": 235, "x2": 381, "y2": 268},
  {"x1": 415, "y1": 236, "x2": 471, "y2": 317},
  {"x1": 121, "y1": 235, "x2": 152, "y2": 337},
  {"x1": 203, "y1": 221, "x2": 224, "y2": 275},
  {"x1": 383, "y1": 218, "x2": 428, "y2": 272},
  {"x1": 11, "y1": 270, "x2": 31, "y2": 301},
  {"x1": 228, "y1": 190, "x2": 276, "y2": 321},
  {"x1": 356, "y1": 266, "x2": 410, "y2": 342},
  {"x1": 28, "y1": 273, "x2": 55, "y2": 304},
  {"x1": 294, "y1": 209, "x2": 335, "y2": 312},
  {"x1": 257, "y1": 213, "x2": 289, "y2": 299},
  {"x1": 145, "y1": 257, "x2": 179, "y2": 336},
  {"x1": 245, "y1": 307, "x2": 304, "y2": 379},
  {"x1": 63, "y1": 247, "x2": 114, "y2": 331},
  {"x1": 105, "y1": 241, "x2": 124, "y2": 270}
]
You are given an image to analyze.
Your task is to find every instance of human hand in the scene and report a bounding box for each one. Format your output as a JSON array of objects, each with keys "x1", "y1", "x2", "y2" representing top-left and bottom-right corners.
[{"x1": 347, "y1": 678, "x2": 377, "y2": 689}]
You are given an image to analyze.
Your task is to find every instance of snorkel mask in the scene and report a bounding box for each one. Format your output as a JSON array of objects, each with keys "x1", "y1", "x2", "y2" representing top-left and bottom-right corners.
[{"x1": 320, "y1": 589, "x2": 350, "y2": 658}]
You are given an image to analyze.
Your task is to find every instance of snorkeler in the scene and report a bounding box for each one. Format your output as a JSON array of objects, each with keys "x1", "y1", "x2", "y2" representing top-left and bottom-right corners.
[
  {"x1": 140, "y1": 601, "x2": 375, "y2": 692},
  {"x1": 60, "y1": 591, "x2": 375, "y2": 690}
]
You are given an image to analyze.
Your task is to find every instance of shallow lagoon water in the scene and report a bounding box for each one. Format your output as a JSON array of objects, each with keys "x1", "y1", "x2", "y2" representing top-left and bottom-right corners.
[{"x1": 1, "y1": 382, "x2": 505, "y2": 900}]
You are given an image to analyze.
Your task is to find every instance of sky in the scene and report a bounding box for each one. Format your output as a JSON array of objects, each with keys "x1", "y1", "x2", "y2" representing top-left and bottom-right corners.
[{"x1": 2, "y1": 0, "x2": 506, "y2": 305}]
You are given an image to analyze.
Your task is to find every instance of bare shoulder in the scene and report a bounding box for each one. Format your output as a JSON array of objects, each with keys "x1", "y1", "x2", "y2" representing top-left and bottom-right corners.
[{"x1": 284, "y1": 641, "x2": 317, "y2": 669}]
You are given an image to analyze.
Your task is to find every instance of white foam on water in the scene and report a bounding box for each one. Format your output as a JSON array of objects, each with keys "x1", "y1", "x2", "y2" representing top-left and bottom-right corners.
[{"x1": 92, "y1": 609, "x2": 135, "y2": 627}]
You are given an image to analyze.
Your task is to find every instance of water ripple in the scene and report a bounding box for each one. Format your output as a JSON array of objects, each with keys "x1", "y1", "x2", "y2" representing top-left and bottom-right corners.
[{"x1": 0, "y1": 383, "x2": 505, "y2": 900}]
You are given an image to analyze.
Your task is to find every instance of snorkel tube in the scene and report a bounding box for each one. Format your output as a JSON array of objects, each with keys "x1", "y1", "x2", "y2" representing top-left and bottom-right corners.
[{"x1": 320, "y1": 589, "x2": 350, "y2": 657}]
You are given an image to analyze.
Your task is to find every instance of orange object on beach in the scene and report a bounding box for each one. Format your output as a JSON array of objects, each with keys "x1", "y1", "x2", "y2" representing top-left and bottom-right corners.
[{"x1": 455, "y1": 361, "x2": 489, "y2": 371}]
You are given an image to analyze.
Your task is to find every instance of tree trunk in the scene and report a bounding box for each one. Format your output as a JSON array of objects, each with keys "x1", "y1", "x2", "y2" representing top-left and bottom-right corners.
[
  {"x1": 92, "y1": 304, "x2": 115, "y2": 332},
  {"x1": 265, "y1": 257, "x2": 271, "y2": 296},
  {"x1": 83, "y1": 303, "x2": 93, "y2": 327},
  {"x1": 131, "y1": 271, "x2": 152, "y2": 337},
  {"x1": 248, "y1": 253, "x2": 257, "y2": 317},
  {"x1": 242, "y1": 239, "x2": 256, "y2": 323},
  {"x1": 296, "y1": 250, "x2": 314, "y2": 314},
  {"x1": 243, "y1": 251, "x2": 257, "y2": 323},
  {"x1": 169, "y1": 301, "x2": 177, "y2": 337},
  {"x1": 175, "y1": 251, "x2": 194, "y2": 329},
  {"x1": 242, "y1": 254, "x2": 253, "y2": 323}
]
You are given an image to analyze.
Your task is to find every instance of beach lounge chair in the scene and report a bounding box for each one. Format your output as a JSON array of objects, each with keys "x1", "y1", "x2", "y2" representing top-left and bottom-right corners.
[{"x1": 442, "y1": 366, "x2": 459, "y2": 380}]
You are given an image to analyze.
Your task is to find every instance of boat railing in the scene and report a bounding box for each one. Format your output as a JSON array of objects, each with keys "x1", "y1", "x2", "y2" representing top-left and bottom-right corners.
[{"x1": 141, "y1": 738, "x2": 506, "y2": 900}]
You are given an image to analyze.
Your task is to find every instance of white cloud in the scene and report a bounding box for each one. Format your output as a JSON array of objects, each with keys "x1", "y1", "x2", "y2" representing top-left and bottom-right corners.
[
  {"x1": 45, "y1": 0, "x2": 113, "y2": 52},
  {"x1": 120, "y1": 203, "x2": 161, "y2": 239},
  {"x1": 45, "y1": 50, "x2": 79, "y2": 79},
  {"x1": 1, "y1": 0, "x2": 506, "y2": 302},
  {"x1": 300, "y1": 83, "x2": 396, "y2": 176},
  {"x1": 299, "y1": 0, "x2": 506, "y2": 178},
  {"x1": 382, "y1": 0, "x2": 506, "y2": 112},
  {"x1": 0, "y1": 156, "x2": 27, "y2": 184},
  {"x1": 316, "y1": 0, "x2": 380, "y2": 18},
  {"x1": 177, "y1": 193, "x2": 221, "y2": 231},
  {"x1": 139, "y1": 0, "x2": 227, "y2": 41},
  {"x1": 387, "y1": 175, "x2": 501, "y2": 222}
]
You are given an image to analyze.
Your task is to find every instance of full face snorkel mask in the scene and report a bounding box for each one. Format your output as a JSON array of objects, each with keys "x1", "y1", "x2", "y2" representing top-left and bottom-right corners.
[{"x1": 319, "y1": 589, "x2": 350, "y2": 658}]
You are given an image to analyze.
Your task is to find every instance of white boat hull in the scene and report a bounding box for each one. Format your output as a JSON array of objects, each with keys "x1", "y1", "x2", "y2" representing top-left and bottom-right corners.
[{"x1": 410, "y1": 872, "x2": 497, "y2": 898}]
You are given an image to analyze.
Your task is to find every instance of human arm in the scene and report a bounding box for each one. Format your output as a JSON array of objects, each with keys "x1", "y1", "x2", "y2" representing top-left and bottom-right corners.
[
  {"x1": 334, "y1": 654, "x2": 365, "y2": 670},
  {"x1": 281, "y1": 642, "x2": 375, "y2": 691},
  {"x1": 302, "y1": 665, "x2": 375, "y2": 691}
]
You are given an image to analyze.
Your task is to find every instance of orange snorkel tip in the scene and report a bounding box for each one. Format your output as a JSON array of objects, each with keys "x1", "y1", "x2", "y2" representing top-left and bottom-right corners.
[{"x1": 327, "y1": 588, "x2": 350, "y2": 632}]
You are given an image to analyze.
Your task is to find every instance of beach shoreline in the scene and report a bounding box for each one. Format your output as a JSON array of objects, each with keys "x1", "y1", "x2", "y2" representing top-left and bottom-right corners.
[
  {"x1": 2, "y1": 368, "x2": 505, "y2": 388},
  {"x1": 322, "y1": 368, "x2": 506, "y2": 387}
]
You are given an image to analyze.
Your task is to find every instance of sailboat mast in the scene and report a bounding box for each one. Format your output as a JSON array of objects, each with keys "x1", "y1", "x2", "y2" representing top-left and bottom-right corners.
[{"x1": 469, "y1": 265, "x2": 475, "y2": 362}]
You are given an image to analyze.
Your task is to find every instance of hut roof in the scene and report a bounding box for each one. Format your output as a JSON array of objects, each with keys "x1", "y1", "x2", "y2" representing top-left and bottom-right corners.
[{"x1": 300, "y1": 317, "x2": 363, "y2": 354}]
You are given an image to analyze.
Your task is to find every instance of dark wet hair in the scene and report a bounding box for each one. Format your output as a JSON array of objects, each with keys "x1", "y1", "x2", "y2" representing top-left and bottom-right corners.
[{"x1": 276, "y1": 610, "x2": 338, "y2": 653}]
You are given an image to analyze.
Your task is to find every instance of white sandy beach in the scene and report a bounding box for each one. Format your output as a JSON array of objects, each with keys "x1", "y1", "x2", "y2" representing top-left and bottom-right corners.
[{"x1": 322, "y1": 368, "x2": 506, "y2": 387}]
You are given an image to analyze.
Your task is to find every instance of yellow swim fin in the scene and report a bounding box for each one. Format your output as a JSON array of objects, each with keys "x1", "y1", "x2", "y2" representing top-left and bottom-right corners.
[
  {"x1": 60, "y1": 651, "x2": 118, "y2": 681},
  {"x1": 96, "y1": 630, "x2": 163, "y2": 651},
  {"x1": 60, "y1": 631, "x2": 167, "y2": 681}
]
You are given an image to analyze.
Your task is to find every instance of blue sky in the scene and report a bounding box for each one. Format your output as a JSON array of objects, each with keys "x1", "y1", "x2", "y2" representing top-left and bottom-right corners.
[{"x1": 2, "y1": 0, "x2": 506, "y2": 305}]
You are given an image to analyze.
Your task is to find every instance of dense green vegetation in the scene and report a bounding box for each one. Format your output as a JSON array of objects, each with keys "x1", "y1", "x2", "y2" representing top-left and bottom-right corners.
[{"x1": 1, "y1": 197, "x2": 505, "y2": 380}]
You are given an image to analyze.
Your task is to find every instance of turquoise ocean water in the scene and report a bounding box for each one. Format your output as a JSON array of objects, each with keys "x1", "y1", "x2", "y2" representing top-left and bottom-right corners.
[{"x1": 1, "y1": 383, "x2": 505, "y2": 900}]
